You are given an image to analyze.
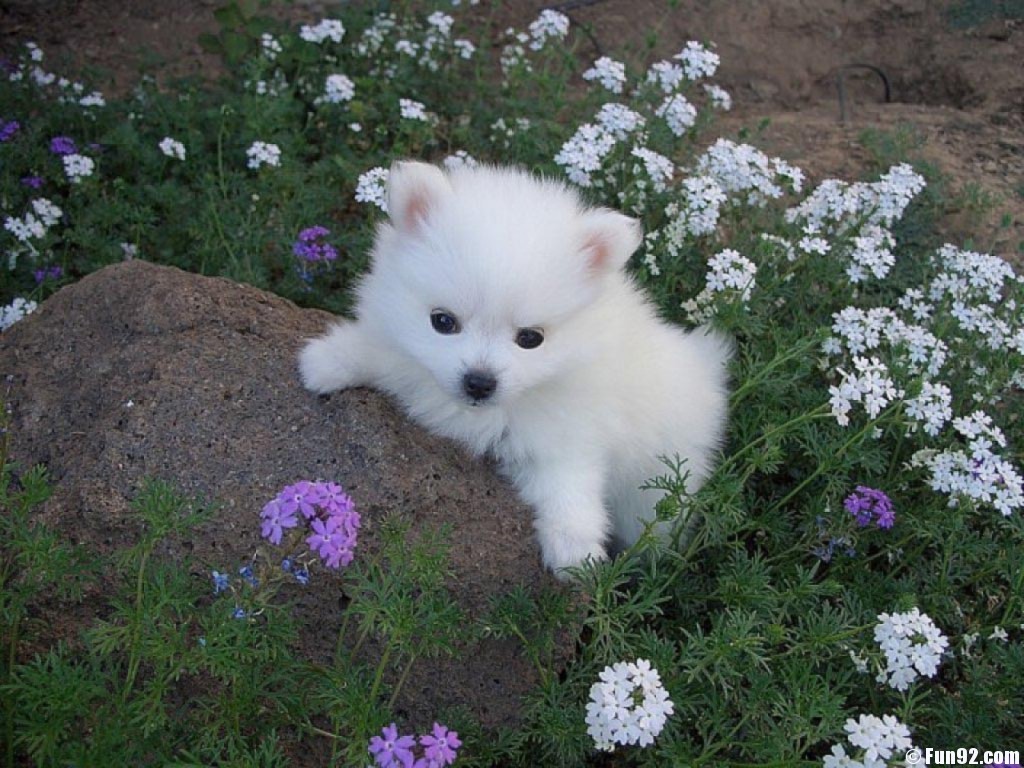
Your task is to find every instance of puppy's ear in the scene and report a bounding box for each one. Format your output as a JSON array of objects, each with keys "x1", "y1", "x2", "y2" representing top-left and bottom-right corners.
[
  {"x1": 387, "y1": 161, "x2": 450, "y2": 233},
  {"x1": 579, "y1": 208, "x2": 643, "y2": 274}
]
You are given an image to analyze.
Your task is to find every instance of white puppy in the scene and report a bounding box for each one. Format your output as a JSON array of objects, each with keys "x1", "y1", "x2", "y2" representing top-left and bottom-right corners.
[{"x1": 300, "y1": 162, "x2": 730, "y2": 577}]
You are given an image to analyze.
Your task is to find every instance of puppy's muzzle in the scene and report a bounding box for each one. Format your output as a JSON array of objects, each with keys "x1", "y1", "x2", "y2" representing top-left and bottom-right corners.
[{"x1": 462, "y1": 370, "x2": 497, "y2": 403}]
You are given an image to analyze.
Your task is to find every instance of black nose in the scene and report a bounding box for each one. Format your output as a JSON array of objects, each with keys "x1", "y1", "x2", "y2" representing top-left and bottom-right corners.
[{"x1": 462, "y1": 371, "x2": 497, "y2": 401}]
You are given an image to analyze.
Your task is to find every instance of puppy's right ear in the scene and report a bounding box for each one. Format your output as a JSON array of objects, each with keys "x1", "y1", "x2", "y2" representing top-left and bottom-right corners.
[{"x1": 387, "y1": 161, "x2": 450, "y2": 233}]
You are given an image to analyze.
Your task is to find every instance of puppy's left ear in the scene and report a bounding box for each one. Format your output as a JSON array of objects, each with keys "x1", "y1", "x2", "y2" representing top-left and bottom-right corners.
[
  {"x1": 387, "y1": 161, "x2": 450, "y2": 233},
  {"x1": 579, "y1": 208, "x2": 643, "y2": 274}
]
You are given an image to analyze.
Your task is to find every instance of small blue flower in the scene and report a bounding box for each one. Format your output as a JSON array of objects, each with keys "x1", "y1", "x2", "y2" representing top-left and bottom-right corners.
[
  {"x1": 281, "y1": 557, "x2": 294, "y2": 573},
  {"x1": 211, "y1": 570, "x2": 229, "y2": 594},
  {"x1": 198, "y1": 636, "x2": 207, "y2": 647},
  {"x1": 294, "y1": 568, "x2": 310, "y2": 585},
  {"x1": 233, "y1": 606, "x2": 249, "y2": 620},
  {"x1": 239, "y1": 565, "x2": 259, "y2": 587}
]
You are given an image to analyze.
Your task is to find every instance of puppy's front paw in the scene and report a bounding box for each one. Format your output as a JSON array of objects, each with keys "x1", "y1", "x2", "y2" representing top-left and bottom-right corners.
[
  {"x1": 298, "y1": 324, "x2": 366, "y2": 394},
  {"x1": 539, "y1": 531, "x2": 607, "y2": 581}
]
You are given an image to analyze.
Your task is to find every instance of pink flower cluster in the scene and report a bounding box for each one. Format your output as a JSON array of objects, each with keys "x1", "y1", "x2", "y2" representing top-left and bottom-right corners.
[{"x1": 259, "y1": 480, "x2": 360, "y2": 569}]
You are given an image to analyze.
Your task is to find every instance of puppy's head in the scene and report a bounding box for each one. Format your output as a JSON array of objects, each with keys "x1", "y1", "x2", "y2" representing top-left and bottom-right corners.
[{"x1": 361, "y1": 161, "x2": 641, "y2": 407}]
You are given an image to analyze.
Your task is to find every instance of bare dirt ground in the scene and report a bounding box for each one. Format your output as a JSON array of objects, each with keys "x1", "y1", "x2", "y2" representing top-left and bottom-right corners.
[{"x1": 2, "y1": 0, "x2": 1023, "y2": 254}]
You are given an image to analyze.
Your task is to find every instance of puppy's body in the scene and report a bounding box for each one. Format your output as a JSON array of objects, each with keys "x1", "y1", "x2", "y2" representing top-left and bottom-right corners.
[{"x1": 301, "y1": 163, "x2": 730, "y2": 575}]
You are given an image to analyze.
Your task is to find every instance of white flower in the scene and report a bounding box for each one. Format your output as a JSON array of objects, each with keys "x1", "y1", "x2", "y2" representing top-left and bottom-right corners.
[
  {"x1": 696, "y1": 139, "x2": 804, "y2": 205},
  {"x1": 678, "y1": 175, "x2": 726, "y2": 237},
  {"x1": 453, "y1": 39, "x2": 476, "y2": 59},
  {"x1": 26, "y1": 41, "x2": 44, "y2": 62},
  {"x1": 685, "y1": 248, "x2": 756, "y2": 323},
  {"x1": 121, "y1": 242, "x2": 138, "y2": 260},
  {"x1": 874, "y1": 608, "x2": 949, "y2": 691},
  {"x1": 585, "y1": 659, "x2": 673, "y2": 752},
  {"x1": 631, "y1": 147, "x2": 674, "y2": 192},
  {"x1": 704, "y1": 83, "x2": 732, "y2": 110},
  {"x1": 158, "y1": 137, "x2": 186, "y2": 161},
  {"x1": 300, "y1": 18, "x2": 345, "y2": 44},
  {"x1": 355, "y1": 167, "x2": 389, "y2": 212},
  {"x1": 442, "y1": 150, "x2": 479, "y2": 171},
  {"x1": 645, "y1": 60, "x2": 684, "y2": 93},
  {"x1": 828, "y1": 356, "x2": 903, "y2": 427},
  {"x1": 595, "y1": 103, "x2": 645, "y2": 141},
  {"x1": 528, "y1": 9, "x2": 570, "y2": 51},
  {"x1": 989, "y1": 625, "x2": 1009, "y2": 642},
  {"x1": 674, "y1": 40, "x2": 719, "y2": 80},
  {"x1": 63, "y1": 153, "x2": 95, "y2": 183},
  {"x1": 583, "y1": 56, "x2": 626, "y2": 94},
  {"x1": 319, "y1": 73, "x2": 355, "y2": 104},
  {"x1": 260, "y1": 33, "x2": 282, "y2": 60},
  {"x1": 825, "y1": 713, "x2": 915, "y2": 768},
  {"x1": 79, "y1": 91, "x2": 105, "y2": 108},
  {"x1": 905, "y1": 382, "x2": 953, "y2": 437},
  {"x1": 554, "y1": 123, "x2": 615, "y2": 187},
  {"x1": 245, "y1": 141, "x2": 281, "y2": 170},
  {"x1": 655, "y1": 93, "x2": 697, "y2": 137},
  {"x1": 426, "y1": 11, "x2": 454, "y2": 37},
  {"x1": 398, "y1": 98, "x2": 430, "y2": 121},
  {"x1": 0, "y1": 297, "x2": 38, "y2": 331}
]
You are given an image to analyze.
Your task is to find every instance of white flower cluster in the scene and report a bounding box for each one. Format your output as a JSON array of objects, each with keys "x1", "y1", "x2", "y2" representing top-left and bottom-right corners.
[
  {"x1": 490, "y1": 117, "x2": 532, "y2": 149},
  {"x1": 583, "y1": 56, "x2": 627, "y2": 94},
  {"x1": 0, "y1": 297, "x2": 38, "y2": 331},
  {"x1": 356, "y1": 13, "x2": 397, "y2": 57},
  {"x1": 596, "y1": 103, "x2": 645, "y2": 141},
  {"x1": 158, "y1": 137, "x2": 186, "y2": 161},
  {"x1": 676, "y1": 175, "x2": 727, "y2": 237},
  {"x1": 585, "y1": 659, "x2": 674, "y2": 751},
  {"x1": 246, "y1": 141, "x2": 281, "y2": 170},
  {"x1": 4, "y1": 198, "x2": 63, "y2": 244},
  {"x1": 913, "y1": 411, "x2": 1024, "y2": 516},
  {"x1": 63, "y1": 154, "x2": 95, "y2": 184},
  {"x1": 554, "y1": 123, "x2": 616, "y2": 187},
  {"x1": 252, "y1": 71, "x2": 289, "y2": 97},
  {"x1": 398, "y1": 98, "x2": 431, "y2": 122},
  {"x1": 904, "y1": 381, "x2": 953, "y2": 437},
  {"x1": 873, "y1": 608, "x2": 949, "y2": 691},
  {"x1": 500, "y1": 28, "x2": 532, "y2": 77},
  {"x1": 674, "y1": 40, "x2": 719, "y2": 80},
  {"x1": 656, "y1": 93, "x2": 697, "y2": 137},
  {"x1": 682, "y1": 248, "x2": 756, "y2": 323},
  {"x1": 823, "y1": 713, "x2": 915, "y2": 768},
  {"x1": 828, "y1": 356, "x2": 904, "y2": 427},
  {"x1": 696, "y1": 139, "x2": 804, "y2": 206},
  {"x1": 260, "y1": 33, "x2": 282, "y2": 60},
  {"x1": 846, "y1": 225, "x2": 895, "y2": 282},
  {"x1": 300, "y1": 18, "x2": 345, "y2": 44},
  {"x1": 703, "y1": 83, "x2": 732, "y2": 110},
  {"x1": 453, "y1": 39, "x2": 476, "y2": 59},
  {"x1": 786, "y1": 163, "x2": 925, "y2": 235},
  {"x1": 318, "y1": 73, "x2": 355, "y2": 105},
  {"x1": 355, "y1": 167, "x2": 389, "y2": 212},
  {"x1": 442, "y1": 150, "x2": 479, "y2": 171},
  {"x1": 630, "y1": 147, "x2": 674, "y2": 193},
  {"x1": 528, "y1": 9, "x2": 570, "y2": 50},
  {"x1": 825, "y1": 306, "x2": 948, "y2": 378},
  {"x1": 645, "y1": 60, "x2": 685, "y2": 93}
]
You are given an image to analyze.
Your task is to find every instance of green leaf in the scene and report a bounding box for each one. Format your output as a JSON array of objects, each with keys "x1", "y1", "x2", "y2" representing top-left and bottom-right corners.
[{"x1": 213, "y1": 3, "x2": 243, "y2": 28}]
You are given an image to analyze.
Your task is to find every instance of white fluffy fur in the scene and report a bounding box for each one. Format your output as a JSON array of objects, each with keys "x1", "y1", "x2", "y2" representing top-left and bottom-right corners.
[{"x1": 300, "y1": 162, "x2": 731, "y2": 577}]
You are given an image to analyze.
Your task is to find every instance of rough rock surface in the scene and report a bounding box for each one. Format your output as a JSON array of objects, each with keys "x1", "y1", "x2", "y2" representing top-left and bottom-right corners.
[{"x1": 0, "y1": 259, "x2": 564, "y2": 730}]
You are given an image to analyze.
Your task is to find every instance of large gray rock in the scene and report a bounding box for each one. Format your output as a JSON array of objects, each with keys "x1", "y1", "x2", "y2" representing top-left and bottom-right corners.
[{"x1": 0, "y1": 260, "x2": 566, "y2": 731}]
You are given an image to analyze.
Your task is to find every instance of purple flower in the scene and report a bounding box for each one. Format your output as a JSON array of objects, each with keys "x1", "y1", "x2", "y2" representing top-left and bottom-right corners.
[
  {"x1": 319, "y1": 481, "x2": 355, "y2": 515},
  {"x1": 277, "y1": 480, "x2": 321, "y2": 519},
  {"x1": 844, "y1": 486, "x2": 895, "y2": 530},
  {"x1": 369, "y1": 723, "x2": 417, "y2": 768},
  {"x1": 419, "y1": 723, "x2": 461, "y2": 767},
  {"x1": 49, "y1": 135, "x2": 77, "y2": 155},
  {"x1": 292, "y1": 225, "x2": 339, "y2": 263},
  {"x1": 306, "y1": 515, "x2": 354, "y2": 568},
  {"x1": 33, "y1": 265, "x2": 63, "y2": 284},
  {"x1": 211, "y1": 570, "x2": 229, "y2": 594},
  {"x1": 21, "y1": 175, "x2": 44, "y2": 189},
  {"x1": 0, "y1": 120, "x2": 19, "y2": 142},
  {"x1": 260, "y1": 497, "x2": 299, "y2": 544}
]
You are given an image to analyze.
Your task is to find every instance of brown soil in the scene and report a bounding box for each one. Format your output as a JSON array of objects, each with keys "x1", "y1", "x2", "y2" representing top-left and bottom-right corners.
[{"x1": 3, "y1": 0, "x2": 1022, "y2": 255}]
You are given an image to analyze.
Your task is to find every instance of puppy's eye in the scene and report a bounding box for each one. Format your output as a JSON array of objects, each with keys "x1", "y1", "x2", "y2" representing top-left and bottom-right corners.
[
  {"x1": 430, "y1": 309, "x2": 461, "y2": 335},
  {"x1": 515, "y1": 328, "x2": 544, "y2": 349}
]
